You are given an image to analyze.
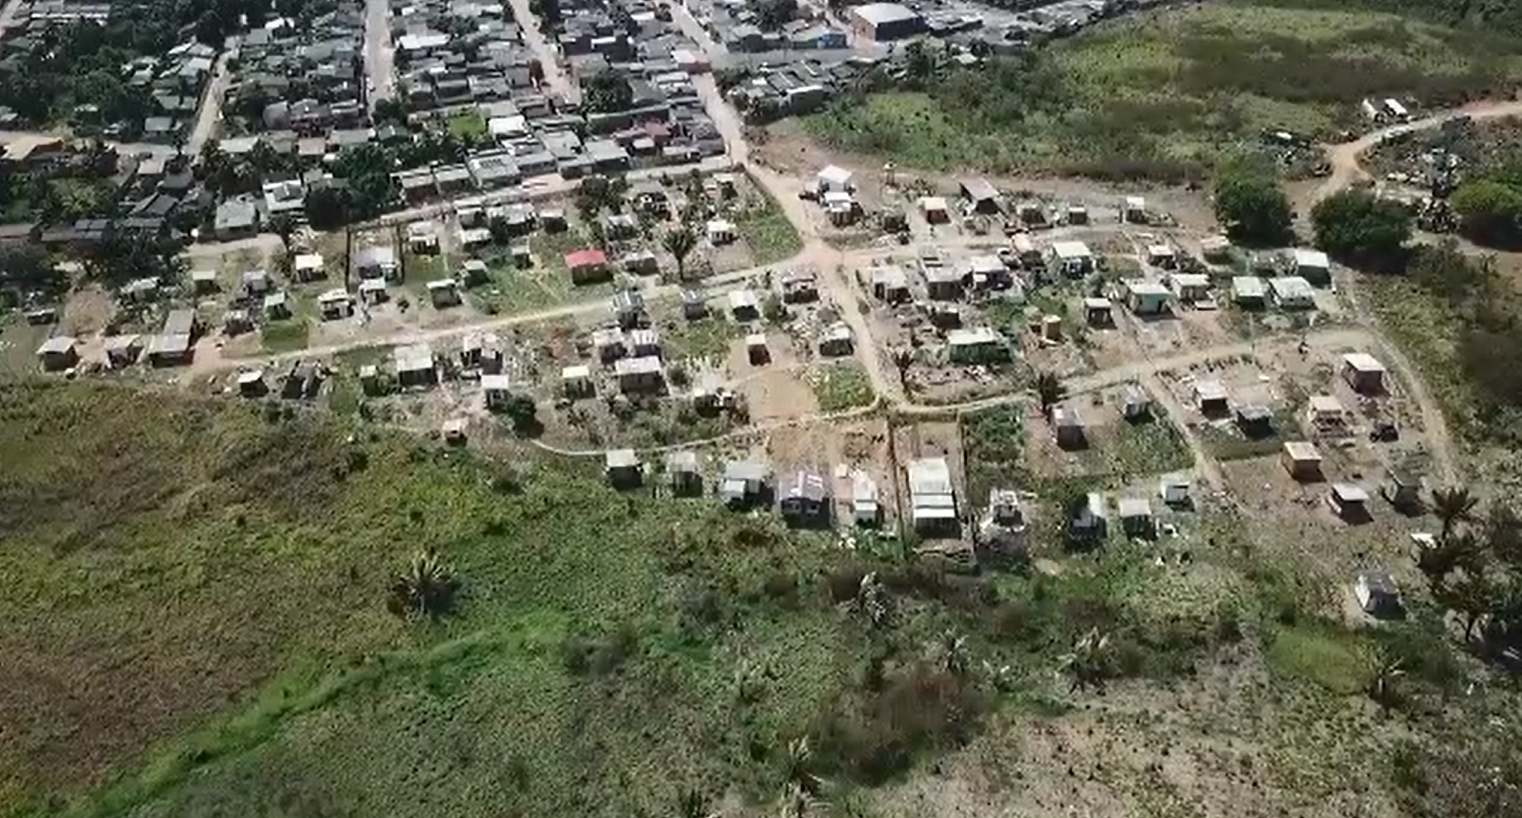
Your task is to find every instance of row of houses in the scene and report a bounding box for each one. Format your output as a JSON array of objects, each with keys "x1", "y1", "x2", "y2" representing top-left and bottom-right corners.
[{"x1": 234, "y1": 7, "x2": 368, "y2": 137}]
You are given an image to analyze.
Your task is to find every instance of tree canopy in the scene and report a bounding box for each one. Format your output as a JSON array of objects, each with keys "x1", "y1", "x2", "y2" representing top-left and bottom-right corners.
[
  {"x1": 1451, "y1": 179, "x2": 1522, "y2": 249},
  {"x1": 1311, "y1": 190, "x2": 1412, "y2": 271},
  {"x1": 1213, "y1": 166, "x2": 1293, "y2": 246},
  {"x1": 583, "y1": 70, "x2": 633, "y2": 114}
]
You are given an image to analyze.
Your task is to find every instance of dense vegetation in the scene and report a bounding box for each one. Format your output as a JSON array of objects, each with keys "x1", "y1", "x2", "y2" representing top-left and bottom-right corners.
[
  {"x1": 0, "y1": 0, "x2": 337, "y2": 130},
  {"x1": 803, "y1": 1, "x2": 1522, "y2": 178},
  {"x1": 1311, "y1": 189, "x2": 1413, "y2": 271}
]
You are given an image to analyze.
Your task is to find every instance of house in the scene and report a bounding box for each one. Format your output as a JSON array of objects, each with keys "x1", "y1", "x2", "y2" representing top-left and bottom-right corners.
[
  {"x1": 1084, "y1": 297, "x2": 1113, "y2": 327},
  {"x1": 959, "y1": 177, "x2": 1001, "y2": 214},
  {"x1": 1232, "y1": 276, "x2": 1266, "y2": 308},
  {"x1": 819, "y1": 323, "x2": 853, "y2": 357},
  {"x1": 923, "y1": 265, "x2": 964, "y2": 301},
  {"x1": 190, "y1": 268, "x2": 219, "y2": 294},
  {"x1": 615, "y1": 355, "x2": 665, "y2": 394},
  {"x1": 147, "y1": 308, "x2": 199, "y2": 366},
  {"x1": 666, "y1": 451, "x2": 703, "y2": 496},
  {"x1": 263, "y1": 291, "x2": 291, "y2": 320},
  {"x1": 1342, "y1": 353, "x2": 1387, "y2": 395},
  {"x1": 442, "y1": 419, "x2": 468, "y2": 445},
  {"x1": 816, "y1": 164, "x2": 854, "y2": 194},
  {"x1": 629, "y1": 328, "x2": 660, "y2": 357},
  {"x1": 565, "y1": 248, "x2": 610, "y2": 284},
  {"x1": 729, "y1": 289, "x2": 760, "y2": 321},
  {"x1": 1067, "y1": 492, "x2": 1108, "y2": 542},
  {"x1": 1170, "y1": 273, "x2": 1212, "y2": 302},
  {"x1": 1236, "y1": 404, "x2": 1273, "y2": 438},
  {"x1": 592, "y1": 328, "x2": 628, "y2": 363},
  {"x1": 1269, "y1": 276, "x2": 1316, "y2": 309},
  {"x1": 1200, "y1": 235, "x2": 1232, "y2": 262},
  {"x1": 1308, "y1": 394, "x2": 1347, "y2": 428},
  {"x1": 1052, "y1": 405, "x2": 1085, "y2": 449},
  {"x1": 358, "y1": 278, "x2": 388, "y2": 305},
  {"x1": 35, "y1": 335, "x2": 78, "y2": 371},
  {"x1": 427, "y1": 279, "x2": 461, "y2": 309},
  {"x1": 242, "y1": 269, "x2": 274, "y2": 299},
  {"x1": 1123, "y1": 195, "x2": 1147, "y2": 223},
  {"x1": 214, "y1": 197, "x2": 258, "y2": 240},
  {"x1": 1125, "y1": 280, "x2": 1171, "y2": 316},
  {"x1": 1292, "y1": 248, "x2": 1331, "y2": 286},
  {"x1": 103, "y1": 334, "x2": 143, "y2": 368},
  {"x1": 1194, "y1": 379, "x2": 1229, "y2": 415},
  {"x1": 605, "y1": 448, "x2": 642, "y2": 488},
  {"x1": 407, "y1": 221, "x2": 439, "y2": 254},
  {"x1": 460, "y1": 259, "x2": 489, "y2": 286},
  {"x1": 706, "y1": 218, "x2": 737, "y2": 245},
  {"x1": 1117, "y1": 496, "x2": 1154, "y2": 538},
  {"x1": 1159, "y1": 476, "x2": 1192, "y2": 508},
  {"x1": 977, "y1": 488, "x2": 1028, "y2": 561},
  {"x1": 1282, "y1": 441, "x2": 1323, "y2": 481},
  {"x1": 293, "y1": 253, "x2": 325, "y2": 282},
  {"x1": 237, "y1": 369, "x2": 267, "y2": 397},
  {"x1": 872, "y1": 266, "x2": 911, "y2": 303},
  {"x1": 562, "y1": 364, "x2": 594, "y2": 397},
  {"x1": 948, "y1": 326, "x2": 1007, "y2": 364},
  {"x1": 224, "y1": 309, "x2": 254, "y2": 335},
  {"x1": 313, "y1": 288, "x2": 354, "y2": 322},
  {"x1": 611, "y1": 288, "x2": 647, "y2": 328},
  {"x1": 1329, "y1": 483, "x2": 1372, "y2": 522},
  {"x1": 919, "y1": 197, "x2": 951, "y2": 224},
  {"x1": 746, "y1": 333, "x2": 769, "y2": 365},
  {"x1": 782, "y1": 270, "x2": 819, "y2": 303},
  {"x1": 1383, "y1": 468, "x2": 1423, "y2": 511},
  {"x1": 851, "y1": 2, "x2": 926, "y2": 41},
  {"x1": 851, "y1": 472, "x2": 880, "y2": 527},
  {"x1": 908, "y1": 457, "x2": 957, "y2": 535},
  {"x1": 1147, "y1": 244, "x2": 1176, "y2": 269},
  {"x1": 780, "y1": 468, "x2": 831, "y2": 527},
  {"x1": 355, "y1": 246, "x2": 400, "y2": 281},
  {"x1": 720, "y1": 460, "x2": 770, "y2": 508},
  {"x1": 394, "y1": 343, "x2": 437, "y2": 388},
  {"x1": 1355, "y1": 570, "x2": 1402, "y2": 617}
]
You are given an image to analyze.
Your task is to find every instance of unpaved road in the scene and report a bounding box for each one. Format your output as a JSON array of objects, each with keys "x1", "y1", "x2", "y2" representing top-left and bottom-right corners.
[
  {"x1": 186, "y1": 45, "x2": 235, "y2": 155},
  {"x1": 503, "y1": 0, "x2": 579, "y2": 104},
  {"x1": 364, "y1": 0, "x2": 396, "y2": 110}
]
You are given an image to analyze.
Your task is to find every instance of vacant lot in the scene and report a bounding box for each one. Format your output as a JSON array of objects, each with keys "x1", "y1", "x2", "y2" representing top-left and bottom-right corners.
[{"x1": 803, "y1": 0, "x2": 1521, "y2": 177}]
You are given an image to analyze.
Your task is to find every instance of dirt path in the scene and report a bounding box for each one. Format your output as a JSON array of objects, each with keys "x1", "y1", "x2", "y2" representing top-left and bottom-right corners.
[
  {"x1": 529, "y1": 402, "x2": 881, "y2": 457},
  {"x1": 186, "y1": 45, "x2": 235, "y2": 156}
]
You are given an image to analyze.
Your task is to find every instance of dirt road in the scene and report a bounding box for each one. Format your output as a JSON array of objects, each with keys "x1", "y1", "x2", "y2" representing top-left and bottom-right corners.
[
  {"x1": 186, "y1": 46, "x2": 235, "y2": 155},
  {"x1": 363, "y1": 0, "x2": 396, "y2": 110},
  {"x1": 503, "y1": 0, "x2": 579, "y2": 105}
]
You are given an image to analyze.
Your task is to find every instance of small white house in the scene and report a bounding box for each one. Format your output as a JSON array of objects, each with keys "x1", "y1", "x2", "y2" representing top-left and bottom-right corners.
[
  {"x1": 816, "y1": 164, "x2": 854, "y2": 194},
  {"x1": 293, "y1": 253, "x2": 325, "y2": 282},
  {"x1": 1341, "y1": 353, "x2": 1387, "y2": 395},
  {"x1": 706, "y1": 218, "x2": 737, "y2": 245},
  {"x1": 1292, "y1": 248, "x2": 1331, "y2": 286}
]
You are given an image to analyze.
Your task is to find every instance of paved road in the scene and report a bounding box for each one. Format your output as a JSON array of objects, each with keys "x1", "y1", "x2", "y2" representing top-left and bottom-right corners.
[
  {"x1": 364, "y1": 0, "x2": 396, "y2": 110},
  {"x1": 503, "y1": 0, "x2": 578, "y2": 105}
]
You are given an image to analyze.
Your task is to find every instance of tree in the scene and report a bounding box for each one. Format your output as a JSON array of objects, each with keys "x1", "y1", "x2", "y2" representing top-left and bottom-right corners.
[
  {"x1": 1057, "y1": 628, "x2": 1111, "y2": 693},
  {"x1": 1365, "y1": 648, "x2": 1405, "y2": 715},
  {"x1": 583, "y1": 69, "x2": 633, "y2": 114},
  {"x1": 933, "y1": 630, "x2": 971, "y2": 677},
  {"x1": 1213, "y1": 167, "x2": 1293, "y2": 246},
  {"x1": 0, "y1": 244, "x2": 68, "y2": 302},
  {"x1": 903, "y1": 40, "x2": 936, "y2": 85},
  {"x1": 1432, "y1": 486, "x2": 1479, "y2": 543},
  {"x1": 1033, "y1": 371, "x2": 1066, "y2": 418},
  {"x1": 780, "y1": 737, "x2": 824, "y2": 797},
  {"x1": 575, "y1": 174, "x2": 626, "y2": 221},
  {"x1": 530, "y1": 0, "x2": 561, "y2": 27},
  {"x1": 753, "y1": 0, "x2": 797, "y2": 29},
  {"x1": 268, "y1": 212, "x2": 297, "y2": 260},
  {"x1": 1440, "y1": 568, "x2": 1497, "y2": 641},
  {"x1": 82, "y1": 228, "x2": 183, "y2": 290},
  {"x1": 661, "y1": 225, "x2": 698, "y2": 280},
  {"x1": 1311, "y1": 190, "x2": 1412, "y2": 271},
  {"x1": 305, "y1": 184, "x2": 355, "y2": 231},
  {"x1": 1417, "y1": 530, "x2": 1477, "y2": 589},
  {"x1": 890, "y1": 347, "x2": 913, "y2": 390},
  {"x1": 386, "y1": 548, "x2": 461, "y2": 620},
  {"x1": 500, "y1": 394, "x2": 541, "y2": 437},
  {"x1": 1450, "y1": 179, "x2": 1522, "y2": 249}
]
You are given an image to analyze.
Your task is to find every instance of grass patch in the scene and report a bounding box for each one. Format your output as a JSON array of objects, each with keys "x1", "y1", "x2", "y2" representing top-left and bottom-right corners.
[
  {"x1": 260, "y1": 318, "x2": 310, "y2": 353},
  {"x1": 1267, "y1": 622, "x2": 1371, "y2": 694},
  {"x1": 662, "y1": 315, "x2": 737, "y2": 362},
  {"x1": 447, "y1": 110, "x2": 488, "y2": 141},
  {"x1": 1198, "y1": 408, "x2": 1299, "y2": 462},
  {"x1": 470, "y1": 231, "x2": 617, "y2": 315},
  {"x1": 961, "y1": 404, "x2": 1026, "y2": 505},
  {"x1": 734, "y1": 195, "x2": 802, "y2": 266},
  {"x1": 803, "y1": 0, "x2": 1522, "y2": 176},
  {"x1": 811, "y1": 362, "x2": 875, "y2": 413},
  {"x1": 1082, "y1": 416, "x2": 1193, "y2": 479}
]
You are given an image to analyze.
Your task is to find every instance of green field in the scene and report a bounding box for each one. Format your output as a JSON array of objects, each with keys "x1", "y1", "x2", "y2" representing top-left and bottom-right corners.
[{"x1": 803, "y1": 0, "x2": 1522, "y2": 176}]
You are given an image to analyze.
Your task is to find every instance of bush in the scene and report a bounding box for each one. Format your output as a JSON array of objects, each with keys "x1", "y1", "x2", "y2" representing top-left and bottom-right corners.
[
  {"x1": 1312, "y1": 190, "x2": 1412, "y2": 271},
  {"x1": 811, "y1": 664, "x2": 985, "y2": 785}
]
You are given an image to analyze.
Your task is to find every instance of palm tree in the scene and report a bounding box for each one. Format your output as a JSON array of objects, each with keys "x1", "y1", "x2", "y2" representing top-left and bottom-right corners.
[
  {"x1": 1432, "y1": 486, "x2": 1478, "y2": 543},
  {"x1": 662, "y1": 225, "x2": 699, "y2": 281},
  {"x1": 1033, "y1": 371, "x2": 1066, "y2": 418},
  {"x1": 268, "y1": 213, "x2": 297, "y2": 269},
  {"x1": 386, "y1": 548, "x2": 461, "y2": 619},
  {"x1": 677, "y1": 788, "x2": 716, "y2": 818},
  {"x1": 934, "y1": 630, "x2": 971, "y2": 678},
  {"x1": 1439, "y1": 567, "x2": 1497, "y2": 641},
  {"x1": 851, "y1": 571, "x2": 890, "y2": 630},
  {"x1": 1057, "y1": 628, "x2": 1111, "y2": 693},
  {"x1": 777, "y1": 783, "x2": 820, "y2": 818},
  {"x1": 1416, "y1": 530, "x2": 1476, "y2": 589},
  {"x1": 780, "y1": 737, "x2": 824, "y2": 797},
  {"x1": 1365, "y1": 649, "x2": 1405, "y2": 715}
]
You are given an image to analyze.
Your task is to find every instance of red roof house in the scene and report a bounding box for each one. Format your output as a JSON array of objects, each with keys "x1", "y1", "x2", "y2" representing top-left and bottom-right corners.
[{"x1": 564, "y1": 248, "x2": 610, "y2": 284}]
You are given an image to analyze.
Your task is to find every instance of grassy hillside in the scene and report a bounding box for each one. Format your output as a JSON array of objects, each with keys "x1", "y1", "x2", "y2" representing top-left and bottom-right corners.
[{"x1": 802, "y1": 0, "x2": 1522, "y2": 177}]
